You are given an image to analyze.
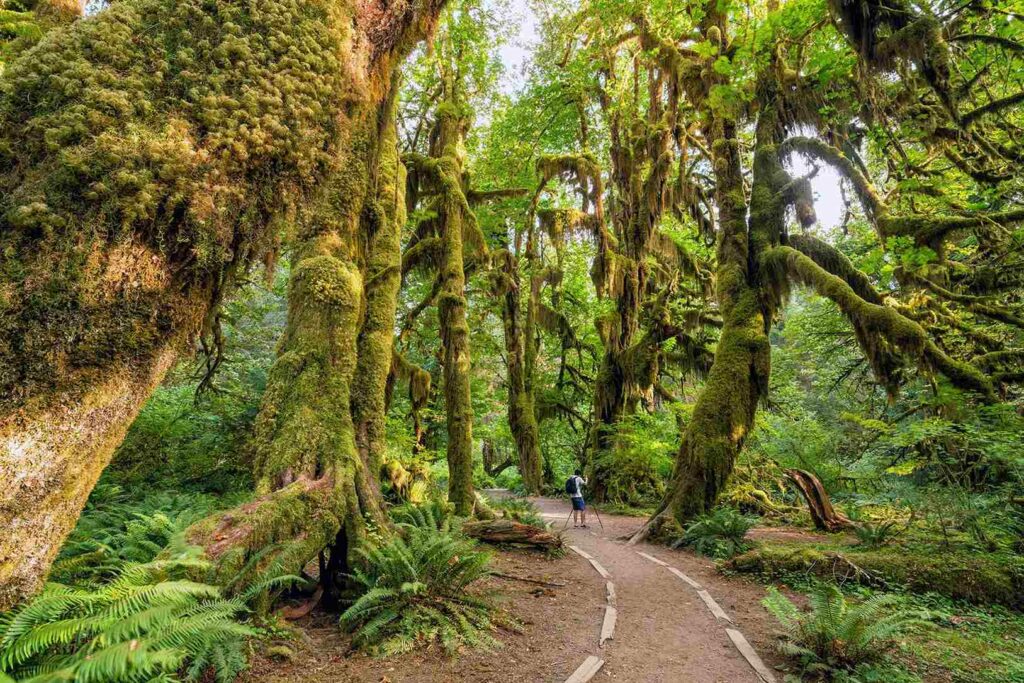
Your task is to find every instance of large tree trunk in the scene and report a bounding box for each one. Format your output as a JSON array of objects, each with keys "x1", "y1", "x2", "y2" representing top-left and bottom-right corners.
[
  {"x1": 0, "y1": 0, "x2": 443, "y2": 607},
  {"x1": 631, "y1": 14, "x2": 774, "y2": 543},
  {"x1": 188, "y1": 65, "x2": 431, "y2": 600},
  {"x1": 0, "y1": 344, "x2": 178, "y2": 610}
]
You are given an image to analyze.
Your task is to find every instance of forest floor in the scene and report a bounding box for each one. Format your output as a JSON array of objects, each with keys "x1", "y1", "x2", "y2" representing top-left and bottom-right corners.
[{"x1": 249, "y1": 495, "x2": 789, "y2": 682}]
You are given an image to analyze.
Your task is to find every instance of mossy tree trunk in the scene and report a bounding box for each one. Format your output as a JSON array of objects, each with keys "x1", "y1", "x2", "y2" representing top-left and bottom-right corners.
[
  {"x1": 351, "y1": 96, "x2": 408, "y2": 514},
  {"x1": 631, "y1": 1, "x2": 1008, "y2": 541},
  {"x1": 0, "y1": 0, "x2": 443, "y2": 608},
  {"x1": 630, "y1": 10, "x2": 775, "y2": 541},
  {"x1": 433, "y1": 100, "x2": 477, "y2": 516},
  {"x1": 495, "y1": 249, "x2": 544, "y2": 494},
  {"x1": 0, "y1": 344, "x2": 179, "y2": 610},
  {"x1": 186, "y1": 79, "x2": 435, "y2": 601}
]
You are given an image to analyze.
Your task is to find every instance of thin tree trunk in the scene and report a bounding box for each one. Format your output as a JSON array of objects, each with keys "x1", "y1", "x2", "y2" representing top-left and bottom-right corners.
[
  {"x1": 352, "y1": 92, "x2": 408, "y2": 518},
  {"x1": 431, "y1": 102, "x2": 476, "y2": 516},
  {"x1": 496, "y1": 250, "x2": 544, "y2": 494}
]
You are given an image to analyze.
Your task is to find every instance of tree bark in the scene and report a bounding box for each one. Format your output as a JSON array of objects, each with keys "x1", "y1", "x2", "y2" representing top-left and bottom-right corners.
[
  {"x1": 463, "y1": 519, "x2": 563, "y2": 549},
  {"x1": 0, "y1": 343, "x2": 178, "y2": 610},
  {"x1": 352, "y1": 94, "x2": 408, "y2": 518},
  {"x1": 784, "y1": 469, "x2": 855, "y2": 532}
]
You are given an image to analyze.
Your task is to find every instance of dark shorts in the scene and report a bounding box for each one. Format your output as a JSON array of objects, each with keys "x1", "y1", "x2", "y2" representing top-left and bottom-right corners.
[{"x1": 571, "y1": 497, "x2": 586, "y2": 511}]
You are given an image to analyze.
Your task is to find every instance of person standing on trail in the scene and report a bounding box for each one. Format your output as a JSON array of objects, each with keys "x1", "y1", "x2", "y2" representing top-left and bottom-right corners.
[{"x1": 566, "y1": 469, "x2": 588, "y2": 528}]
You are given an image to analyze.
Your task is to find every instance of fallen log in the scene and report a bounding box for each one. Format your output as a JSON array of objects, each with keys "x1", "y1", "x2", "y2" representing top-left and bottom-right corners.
[{"x1": 463, "y1": 519, "x2": 564, "y2": 550}]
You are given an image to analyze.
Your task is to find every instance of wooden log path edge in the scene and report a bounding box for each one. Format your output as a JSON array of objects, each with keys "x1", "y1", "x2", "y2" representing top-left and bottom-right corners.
[
  {"x1": 635, "y1": 549, "x2": 777, "y2": 682},
  {"x1": 564, "y1": 545, "x2": 617, "y2": 681},
  {"x1": 565, "y1": 655, "x2": 605, "y2": 683}
]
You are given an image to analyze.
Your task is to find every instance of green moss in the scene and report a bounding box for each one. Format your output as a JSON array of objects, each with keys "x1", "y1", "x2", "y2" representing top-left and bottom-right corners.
[
  {"x1": 763, "y1": 245, "x2": 996, "y2": 400},
  {"x1": 0, "y1": 0, "x2": 358, "y2": 405}
]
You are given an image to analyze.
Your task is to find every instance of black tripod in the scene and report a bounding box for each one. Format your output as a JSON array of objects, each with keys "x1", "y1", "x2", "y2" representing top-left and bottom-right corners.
[{"x1": 561, "y1": 501, "x2": 604, "y2": 530}]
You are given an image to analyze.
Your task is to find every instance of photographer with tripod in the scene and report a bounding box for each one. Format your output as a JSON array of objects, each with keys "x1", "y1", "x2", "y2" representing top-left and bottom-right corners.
[{"x1": 565, "y1": 470, "x2": 588, "y2": 528}]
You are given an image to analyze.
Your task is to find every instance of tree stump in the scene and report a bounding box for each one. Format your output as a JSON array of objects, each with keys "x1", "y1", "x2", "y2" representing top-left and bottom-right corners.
[{"x1": 784, "y1": 468, "x2": 855, "y2": 532}]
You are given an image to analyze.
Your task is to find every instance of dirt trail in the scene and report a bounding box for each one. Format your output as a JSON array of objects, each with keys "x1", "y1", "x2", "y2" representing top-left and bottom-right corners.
[
  {"x1": 250, "y1": 494, "x2": 785, "y2": 682},
  {"x1": 531, "y1": 496, "x2": 781, "y2": 683}
]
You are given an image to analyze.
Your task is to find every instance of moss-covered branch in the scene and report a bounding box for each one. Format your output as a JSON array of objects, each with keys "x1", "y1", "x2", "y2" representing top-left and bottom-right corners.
[
  {"x1": 961, "y1": 90, "x2": 1024, "y2": 127},
  {"x1": 879, "y1": 208, "x2": 1024, "y2": 242},
  {"x1": 401, "y1": 236, "x2": 443, "y2": 276},
  {"x1": 779, "y1": 137, "x2": 885, "y2": 219},
  {"x1": 787, "y1": 234, "x2": 884, "y2": 305},
  {"x1": 764, "y1": 246, "x2": 996, "y2": 400}
]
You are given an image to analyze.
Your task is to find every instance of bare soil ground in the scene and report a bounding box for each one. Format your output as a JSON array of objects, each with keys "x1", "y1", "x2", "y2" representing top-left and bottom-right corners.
[
  {"x1": 748, "y1": 525, "x2": 853, "y2": 545},
  {"x1": 250, "y1": 497, "x2": 791, "y2": 682}
]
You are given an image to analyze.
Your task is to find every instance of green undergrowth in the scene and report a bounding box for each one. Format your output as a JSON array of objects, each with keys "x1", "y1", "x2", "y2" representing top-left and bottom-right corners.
[
  {"x1": 676, "y1": 507, "x2": 756, "y2": 558},
  {"x1": 486, "y1": 495, "x2": 546, "y2": 528},
  {"x1": 53, "y1": 483, "x2": 249, "y2": 584},
  {"x1": 891, "y1": 592, "x2": 1024, "y2": 683},
  {"x1": 0, "y1": 484, "x2": 282, "y2": 682},
  {"x1": 592, "y1": 500, "x2": 658, "y2": 518},
  {"x1": 765, "y1": 583, "x2": 1024, "y2": 683},
  {"x1": 338, "y1": 499, "x2": 507, "y2": 656},
  {"x1": 763, "y1": 583, "x2": 932, "y2": 681}
]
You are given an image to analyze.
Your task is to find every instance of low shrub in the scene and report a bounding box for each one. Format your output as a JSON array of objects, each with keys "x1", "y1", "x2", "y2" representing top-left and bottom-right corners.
[
  {"x1": 763, "y1": 584, "x2": 929, "y2": 677},
  {"x1": 678, "y1": 507, "x2": 755, "y2": 558},
  {"x1": 340, "y1": 525, "x2": 499, "y2": 656},
  {"x1": 390, "y1": 498, "x2": 457, "y2": 532}
]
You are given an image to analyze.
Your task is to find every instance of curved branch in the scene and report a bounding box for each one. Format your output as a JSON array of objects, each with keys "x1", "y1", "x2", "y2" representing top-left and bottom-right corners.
[
  {"x1": 401, "y1": 236, "x2": 442, "y2": 276},
  {"x1": 962, "y1": 90, "x2": 1024, "y2": 127},
  {"x1": 973, "y1": 349, "x2": 1024, "y2": 372},
  {"x1": 949, "y1": 33, "x2": 1024, "y2": 55},
  {"x1": 787, "y1": 234, "x2": 884, "y2": 306},
  {"x1": 764, "y1": 246, "x2": 995, "y2": 400},
  {"x1": 879, "y1": 207, "x2": 1024, "y2": 242}
]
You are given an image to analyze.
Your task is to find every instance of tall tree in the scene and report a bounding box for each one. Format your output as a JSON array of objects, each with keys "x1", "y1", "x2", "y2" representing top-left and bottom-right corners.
[
  {"x1": 399, "y1": 0, "x2": 522, "y2": 509},
  {"x1": 623, "y1": 0, "x2": 1024, "y2": 538}
]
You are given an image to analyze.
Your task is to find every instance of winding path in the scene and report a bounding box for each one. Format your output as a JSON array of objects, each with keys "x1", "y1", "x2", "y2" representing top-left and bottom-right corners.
[{"x1": 529, "y1": 496, "x2": 778, "y2": 683}]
